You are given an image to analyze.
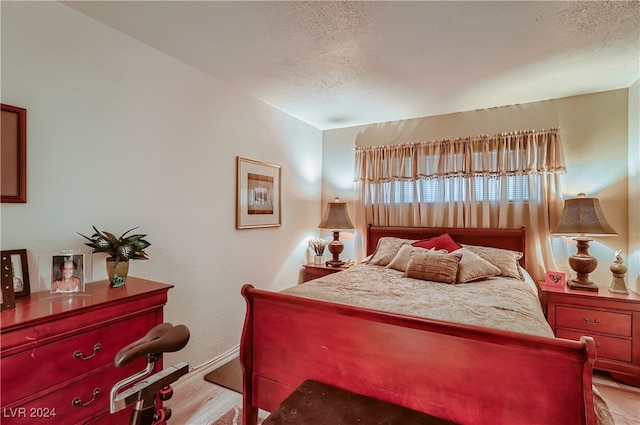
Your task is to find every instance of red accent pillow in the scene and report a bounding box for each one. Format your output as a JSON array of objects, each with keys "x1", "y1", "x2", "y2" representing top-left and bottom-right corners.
[{"x1": 411, "y1": 233, "x2": 461, "y2": 253}]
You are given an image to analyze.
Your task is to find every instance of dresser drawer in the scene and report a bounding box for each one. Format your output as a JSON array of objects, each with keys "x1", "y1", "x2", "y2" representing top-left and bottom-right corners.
[
  {"x1": 1, "y1": 312, "x2": 156, "y2": 406},
  {"x1": 555, "y1": 305, "x2": 631, "y2": 336},
  {"x1": 1, "y1": 358, "x2": 143, "y2": 425},
  {"x1": 556, "y1": 329, "x2": 632, "y2": 363}
]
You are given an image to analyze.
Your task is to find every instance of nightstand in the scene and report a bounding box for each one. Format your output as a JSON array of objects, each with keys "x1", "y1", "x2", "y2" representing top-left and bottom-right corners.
[
  {"x1": 541, "y1": 282, "x2": 640, "y2": 387},
  {"x1": 303, "y1": 263, "x2": 347, "y2": 282}
]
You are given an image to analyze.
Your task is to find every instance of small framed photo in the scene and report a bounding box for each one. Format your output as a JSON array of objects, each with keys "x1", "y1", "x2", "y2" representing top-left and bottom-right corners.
[
  {"x1": 51, "y1": 254, "x2": 85, "y2": 293},
  {"x1": 545, "y1": 271, "x2": 566, "y2": 288},
  {"x1": 236, "y1": 156, "x2": 282, "y2": 229},
  {"x1": 1, "y1": 249, "x2": 30, "y2": 298}
]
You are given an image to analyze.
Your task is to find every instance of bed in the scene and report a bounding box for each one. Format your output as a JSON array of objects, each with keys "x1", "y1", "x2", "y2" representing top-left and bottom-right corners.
[{"x1": 240, "y1": 226, "x2": 612, "y2": 425}]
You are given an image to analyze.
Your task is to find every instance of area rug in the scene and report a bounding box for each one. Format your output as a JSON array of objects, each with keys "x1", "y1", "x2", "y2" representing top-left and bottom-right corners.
[
  {"x1": 204, "y1": 356, "x2": 243, "y2": 393},
  {"x1": 210, "y1": 406, "x2": 264, "y2": 425}
]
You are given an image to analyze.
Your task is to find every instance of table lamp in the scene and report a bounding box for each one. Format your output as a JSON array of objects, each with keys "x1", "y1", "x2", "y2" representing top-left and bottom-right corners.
[
  {"x1": 318, "y1": 197, "x2": 354, "y2": 267},
  {"x1": 551, "y1": 193, "x2": 617, "y2": 291}
]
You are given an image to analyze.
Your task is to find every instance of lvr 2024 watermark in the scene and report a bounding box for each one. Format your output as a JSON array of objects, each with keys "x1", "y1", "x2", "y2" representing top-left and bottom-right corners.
[{"x1": 3, "y1": 407, "x2": 57, "y2": 418}]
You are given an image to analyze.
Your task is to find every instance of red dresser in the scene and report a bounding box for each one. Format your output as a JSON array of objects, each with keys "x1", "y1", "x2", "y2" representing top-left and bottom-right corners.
[{"x1": 1, "y1": 278, "x2": 172, "y2": 424}]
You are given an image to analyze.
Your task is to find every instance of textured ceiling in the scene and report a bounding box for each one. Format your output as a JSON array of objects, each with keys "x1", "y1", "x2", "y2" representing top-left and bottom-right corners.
[{"x1": 63, "y1": 1, "x2": 640, "y2": 130}]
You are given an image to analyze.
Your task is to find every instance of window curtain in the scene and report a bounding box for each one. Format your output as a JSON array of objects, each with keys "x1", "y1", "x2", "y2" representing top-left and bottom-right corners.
[{"x1": 354, "y1": 128, "x2": 566, "y2": 280}]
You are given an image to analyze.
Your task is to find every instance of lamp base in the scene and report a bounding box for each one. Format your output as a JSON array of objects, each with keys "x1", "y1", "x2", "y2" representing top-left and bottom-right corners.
[
  {"x1": 326, "y1": 230, "x2": 345, "y2": 267},
  {"x1": 566, "y1": 237, "x2": 599, "y2": 292},
  {"x1": 567, "y1": 278, "x2": 599, "y2": 292}
]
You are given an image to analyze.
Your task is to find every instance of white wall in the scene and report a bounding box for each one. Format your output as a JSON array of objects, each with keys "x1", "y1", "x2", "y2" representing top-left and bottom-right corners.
[
  {"x1": 0, "y1": 2, "x2": 323, "y2": 367},
  {"x1": 628, "y1": 80, "x2": 639, "y2": 293},
  {"x1": 323, "y1": 90, "x2": 632, "y2": 288}
]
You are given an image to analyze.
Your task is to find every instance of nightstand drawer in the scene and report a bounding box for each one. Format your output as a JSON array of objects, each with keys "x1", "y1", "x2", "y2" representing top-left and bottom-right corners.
[
  {"x1": 303, "y1": 264, "x2": 347, "y2": 282},
  {"x1": 555, "y1": 306, "x2": 631, "y2": 336},
  {"x1": 556, "y1": 329, "x2": 632, "y2": 363}
]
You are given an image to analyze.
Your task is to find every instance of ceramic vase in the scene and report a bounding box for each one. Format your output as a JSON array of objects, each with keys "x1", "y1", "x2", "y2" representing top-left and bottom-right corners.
[
  {"x1": 314, "y1": 255, "x2": 324, "y2": 265},
  {"x1": 106, "y1": 259, "x2": 129, "y2": 288}
]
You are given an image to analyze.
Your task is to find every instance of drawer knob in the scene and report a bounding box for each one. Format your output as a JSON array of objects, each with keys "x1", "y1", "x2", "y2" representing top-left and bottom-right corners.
[
  {"x1": 73, "y1": 343, "x2": 102, "y2": 360},
  {"x1": 582, "y1": 317, "x2": 600, "y2": 325},
  {"x1": 72, "y1": 387, "x2": 100, "y2": 407}
]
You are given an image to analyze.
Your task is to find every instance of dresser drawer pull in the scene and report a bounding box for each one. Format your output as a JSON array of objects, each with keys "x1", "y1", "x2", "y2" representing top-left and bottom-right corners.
[
  {"x1": 73, "y1": 343, "x2": 102, "y2": 360},
  {"x1": 72, "y1": 388, "x2": 101, "y2": 407},
  {"x1": 582, "y1": 317, "x2": 600, "y2": 325},
  {"x1": 595, "y1": 342, "x2": 601, "y2": 348}
]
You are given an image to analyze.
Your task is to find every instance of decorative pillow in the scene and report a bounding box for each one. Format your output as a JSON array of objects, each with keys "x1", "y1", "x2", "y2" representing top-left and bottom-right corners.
[
  {"x1": 405, "y1": 250, "x2": 462, "y2": 285},
  {"x1": 461, "y1": 244, "x2": 524, "y2": 280},
  {"x1": 453, "y1": 248, "x2": 501, "y2": 283},
  {"x1": 412, "y1": 233, "x2": 461, "y2": 253},
  {"x1": 387, "y1": 244, "x2": 429, "y2": 272},
  {"x1": 366, "y1": 237, "x2": 417, "y2": 266}
]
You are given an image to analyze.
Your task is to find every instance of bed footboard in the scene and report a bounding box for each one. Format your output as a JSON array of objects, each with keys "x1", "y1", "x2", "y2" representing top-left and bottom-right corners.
[{"x1": 240, "y1": 284, "x2": 597, "y2": 425}]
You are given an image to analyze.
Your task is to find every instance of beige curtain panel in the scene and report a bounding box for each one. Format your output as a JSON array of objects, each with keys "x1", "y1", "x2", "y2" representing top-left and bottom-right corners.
[{"x1": 354, "y1": 128, "x2": 566, "y2": 280}]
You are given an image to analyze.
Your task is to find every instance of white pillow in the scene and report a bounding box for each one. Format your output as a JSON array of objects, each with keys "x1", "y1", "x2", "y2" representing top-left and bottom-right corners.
[
  {"x1": 461, "y1": 244, "x2": 524, "y2": 280},
  {"x1": 366, "y1": 237, "x2": 417, "y2": 266},
  {"x1": 387, "y1": 244, "x2": 428, "y2": 272},
  {"x1": 453, "y1": 248, "x2": 501, "y2": 283}
]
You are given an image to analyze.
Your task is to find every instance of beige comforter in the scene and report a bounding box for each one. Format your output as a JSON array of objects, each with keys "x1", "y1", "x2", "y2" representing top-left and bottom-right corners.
[
  {"x1": 283, "y1": 262, "x2": 615, "y2": 425},
  {"x1": 284, "y1": 262, "x2": 554, "y2": 338}
]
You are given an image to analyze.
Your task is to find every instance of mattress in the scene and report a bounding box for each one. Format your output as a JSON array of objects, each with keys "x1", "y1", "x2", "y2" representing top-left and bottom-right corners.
[{"x1": 283, "y1": 262, "x2": 554, "y2": 338}]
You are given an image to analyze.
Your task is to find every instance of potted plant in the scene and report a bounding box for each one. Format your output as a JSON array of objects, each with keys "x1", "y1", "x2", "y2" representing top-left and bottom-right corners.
[
  {"x1": 79, "y1": 226, "x2": 150, "y2": 287},
  {"x1": 309, "y1": 238, "x2": 329, "y2": 265}
]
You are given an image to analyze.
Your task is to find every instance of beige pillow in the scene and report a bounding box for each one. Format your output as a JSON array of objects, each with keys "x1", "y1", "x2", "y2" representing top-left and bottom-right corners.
[
  {"x1": 406, "y1": 250, "x2": 462, "y2": 285},
  {"x1": 387, "y1": 245, "x2": 429, "y2": 272},
  {"x1": 454, "y1": 248, "x2": 501, "y2": 283},
  {"x1": 461, "y1": 244, "x2": 524, "y2": 280},
  {"x1": 367, "y1": 237, "x2": 417, "y2": 266}
]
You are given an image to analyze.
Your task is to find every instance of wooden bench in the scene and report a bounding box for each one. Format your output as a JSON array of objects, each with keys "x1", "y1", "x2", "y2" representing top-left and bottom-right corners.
[{"x1": 263, "y1": 380, "x2": 457, "y2": 425}]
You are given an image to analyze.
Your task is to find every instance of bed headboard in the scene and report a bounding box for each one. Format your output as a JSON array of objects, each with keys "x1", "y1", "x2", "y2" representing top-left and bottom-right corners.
[{"x1": 367, "y1": 225, "x2": 526, "y2": 267}]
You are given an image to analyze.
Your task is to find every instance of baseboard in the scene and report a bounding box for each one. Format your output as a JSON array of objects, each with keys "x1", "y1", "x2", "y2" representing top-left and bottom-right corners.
[{"x1": 172, "y1": 345, "x2": 239, "y2": 390}]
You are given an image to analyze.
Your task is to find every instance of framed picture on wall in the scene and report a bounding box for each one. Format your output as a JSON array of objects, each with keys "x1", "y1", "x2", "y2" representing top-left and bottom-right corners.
[
  {"x1": 51, "y1": 254, "x2": 85, "y2": 293},
  {"x1": 1, "y1": 249, "x2": 30, "y2": 298},
  {"x1": 1, "y1": 103, "x2": 27, "y2": 203},
  {"x1": 236, "y1": 156, "x2": 282, "y2": 229}
]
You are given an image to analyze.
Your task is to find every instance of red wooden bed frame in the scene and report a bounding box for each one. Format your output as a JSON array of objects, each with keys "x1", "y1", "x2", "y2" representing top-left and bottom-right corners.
[{"x1": 240, "y1": 226, "x2": 598, "y2": 425}]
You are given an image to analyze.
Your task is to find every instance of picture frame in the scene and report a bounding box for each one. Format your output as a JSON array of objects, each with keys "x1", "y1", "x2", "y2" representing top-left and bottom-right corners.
[
  {"x1": 545, "y1": 270, "x2": 566, "y2": 288},
  {"x1": 1, "y1": 252, "x2": 17, "y2": 311},
  {"x1": 1, "y1": 103, "x2": 27, "y2": 203},
  {"x1": 236, "y1": 156, "x2": 282, "y2": 229},
  {"x1": 51, "y1": 254, "x2": 85, "y2": 293},
  {"x1": 1, "y1": 249, "x2": 30, "y2": 298}
]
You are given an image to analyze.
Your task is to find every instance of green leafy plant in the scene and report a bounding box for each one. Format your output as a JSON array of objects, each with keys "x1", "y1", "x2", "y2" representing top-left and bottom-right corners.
[{"x1": 79, "y1": 226, "x2": 151, "y2": 266}]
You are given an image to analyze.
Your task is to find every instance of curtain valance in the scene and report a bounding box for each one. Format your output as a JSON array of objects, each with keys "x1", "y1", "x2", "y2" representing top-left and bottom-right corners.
[{"x1": 355, "y1": 128, "x2": 565, "y2": 182}]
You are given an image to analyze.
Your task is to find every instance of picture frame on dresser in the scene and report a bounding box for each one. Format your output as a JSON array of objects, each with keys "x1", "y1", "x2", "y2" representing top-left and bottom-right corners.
[
  {"x1": 236, "y1": 156, "x2": 282, "y2": 229},
  {"x1": 1, "y1": 249, "x2": 30, "y2": 298},
  {"x1": 1, "y1": 103, "x2": 27, "y2": 203},
  {"x1": 545, "y1": 270, "x2": 566, "y2": 288},
  {"x1": 0, "y1": 254, "x2": 16, "y2": 311},
  {"x1": 51, "y1": 254, "x2": 85, "y2": 293}
]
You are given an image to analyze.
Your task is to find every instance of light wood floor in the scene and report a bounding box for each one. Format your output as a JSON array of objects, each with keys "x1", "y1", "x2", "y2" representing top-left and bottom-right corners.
[{"x1": 167, "y1": 358, "x2": 640, "y2": 425}]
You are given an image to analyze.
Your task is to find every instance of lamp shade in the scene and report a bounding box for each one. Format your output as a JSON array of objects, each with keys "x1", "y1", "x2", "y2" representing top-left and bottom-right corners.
[
  {"x1": 318, "y1": 198, "x2": 354, "y2": 230},
  {"x1": 551, "y1": 194, "x2": 617, "y2": 236}
]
